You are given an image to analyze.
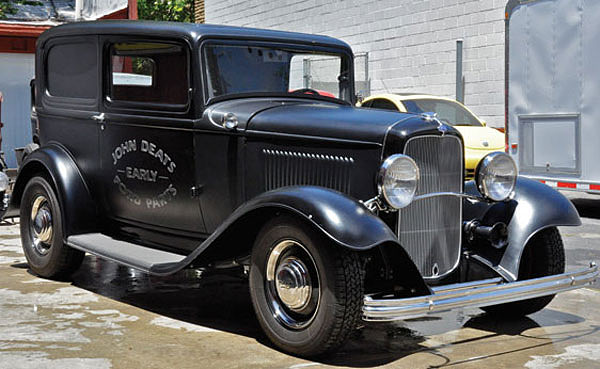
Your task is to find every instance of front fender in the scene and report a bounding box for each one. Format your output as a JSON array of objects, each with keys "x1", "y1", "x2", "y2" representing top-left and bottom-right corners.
[
  {"x1": 11, "y1": 143, "x2": 97, "y2": 236},
  {"x1": 243, "y1": 186, "x2": 398, "y2": 250},
  {"x1": 153, "y1": 186, "x2": 429, "y2": 295},
  {"x1": 464, "y1": 177, "x2": 580, "y2": 281}
]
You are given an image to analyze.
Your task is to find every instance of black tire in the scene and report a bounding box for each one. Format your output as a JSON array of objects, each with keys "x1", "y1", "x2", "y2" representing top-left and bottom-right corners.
[
  {"x1": 20, "y1": 176, "x2": 84, "y2": 279},
  {"x1": 482, "y1": 227, "x2": 565, "y2": 316},
  {"x1": 249, "y1": 215, "x2": 364, "y2": 356}
]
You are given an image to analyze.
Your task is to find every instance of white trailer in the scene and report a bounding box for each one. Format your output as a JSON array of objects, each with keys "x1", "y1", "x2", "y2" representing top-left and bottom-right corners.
[{"x1": 506, "y1": 0, "x2": 600, "y2": 193}]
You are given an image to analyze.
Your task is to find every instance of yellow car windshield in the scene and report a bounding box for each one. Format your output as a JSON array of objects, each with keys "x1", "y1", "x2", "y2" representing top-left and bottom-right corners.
[{"x1": 403, "y1": 99, "x2": 482, "y2": 127}]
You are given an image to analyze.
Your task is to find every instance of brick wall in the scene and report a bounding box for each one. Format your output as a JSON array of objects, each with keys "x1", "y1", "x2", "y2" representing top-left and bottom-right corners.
[{"x1": 205, "y1": 0, "x2": 507, "y2": 128}]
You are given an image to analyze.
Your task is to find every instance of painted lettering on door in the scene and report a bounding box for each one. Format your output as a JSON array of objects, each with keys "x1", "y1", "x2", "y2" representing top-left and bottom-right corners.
[{"x1": 111, "y1": 139, "x2": 178, "y2": 209}]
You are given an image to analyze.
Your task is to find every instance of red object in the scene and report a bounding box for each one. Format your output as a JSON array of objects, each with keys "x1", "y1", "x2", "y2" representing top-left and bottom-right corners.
[
  {"x1": 289, "y1": 89, "x2": 336, "y2": 98},
  {"x1": 0, "y1": 1, "x2": 138, "y2": 54},
  {"x1": 128, "y1": 0, "x2": 139, "y2": 20},
  {"x1": 540, "y1": 179, "x2": 600, "y2": 191}
]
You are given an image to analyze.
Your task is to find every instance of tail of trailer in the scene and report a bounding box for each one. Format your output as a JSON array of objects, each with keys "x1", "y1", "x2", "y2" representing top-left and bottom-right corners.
[{"x1": 505, "y1": 0, "x2": 600, "y2": 193}]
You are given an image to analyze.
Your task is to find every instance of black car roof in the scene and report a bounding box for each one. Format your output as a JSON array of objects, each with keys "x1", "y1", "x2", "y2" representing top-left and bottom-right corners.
[{"x1": 38, "y1": 20, "x2": 352, "y2": 51}]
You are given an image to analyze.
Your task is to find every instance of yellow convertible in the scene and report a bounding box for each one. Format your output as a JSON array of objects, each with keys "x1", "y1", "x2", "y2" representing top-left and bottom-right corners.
[{"x1": 358, "y1": 94, "x2": 505, "y2": 178}]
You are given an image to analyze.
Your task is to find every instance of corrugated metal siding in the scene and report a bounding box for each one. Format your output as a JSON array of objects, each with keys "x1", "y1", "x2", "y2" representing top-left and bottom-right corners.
[{"x1": 0, "y1": 53, "x2": 34, "y2": 168}]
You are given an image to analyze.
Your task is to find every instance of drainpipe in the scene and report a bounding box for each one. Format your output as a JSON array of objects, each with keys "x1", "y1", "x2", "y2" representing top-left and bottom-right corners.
[
  {"x1": 0, "y1": 91, "x2": 4, "y2": 151},
  {"x1": 0, "y1": 91, "x2": 3, "y2": 127},
  {"x1": 75, "y1": 0, "x2": 83, "y2": 20},
  {"x1": 456, "y1": 39, "x2": 464, "y2": 103}
]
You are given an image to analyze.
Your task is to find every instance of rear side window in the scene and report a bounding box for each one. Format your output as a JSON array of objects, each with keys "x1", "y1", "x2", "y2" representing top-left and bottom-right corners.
[
  {"x1": 370, "y1": 99, "x2": 398, "y2": 111},
  {"x1": 46, "y1": 42, "x2": 97, "y2": 99},
  {"x1": 109, "y1": 42, "x2": 188, "y2": 106}
]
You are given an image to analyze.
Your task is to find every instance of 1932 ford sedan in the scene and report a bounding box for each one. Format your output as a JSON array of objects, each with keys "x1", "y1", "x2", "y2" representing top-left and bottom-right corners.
[{"x1": 12, "y1": 21, "x2": 598, "y2": 356}]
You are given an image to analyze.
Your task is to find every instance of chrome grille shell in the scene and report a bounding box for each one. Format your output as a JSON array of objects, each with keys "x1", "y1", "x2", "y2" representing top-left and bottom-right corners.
[{"x1": 397, "y1": 135, "x2": 463, "y2": 279}]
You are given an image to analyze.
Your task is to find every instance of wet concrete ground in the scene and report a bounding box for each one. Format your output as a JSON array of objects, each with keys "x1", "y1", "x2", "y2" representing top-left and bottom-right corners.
[{"x1": 1, "y1": 192, "x2": 600, "y2": 368}]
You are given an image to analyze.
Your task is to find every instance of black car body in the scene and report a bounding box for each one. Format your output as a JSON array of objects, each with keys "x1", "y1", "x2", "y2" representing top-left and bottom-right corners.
[{"x1": 12, "y1": 21, "x2": 597, "y2": 356}]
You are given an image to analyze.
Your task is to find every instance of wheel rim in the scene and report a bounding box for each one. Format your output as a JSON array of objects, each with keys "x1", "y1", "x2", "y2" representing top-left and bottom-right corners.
[
  {"x1": 265, "y1": 240, "x2": 320, "y2": 329},
  {"x1": 30, "y1": 195, "x2": 53, "y2": 255}
]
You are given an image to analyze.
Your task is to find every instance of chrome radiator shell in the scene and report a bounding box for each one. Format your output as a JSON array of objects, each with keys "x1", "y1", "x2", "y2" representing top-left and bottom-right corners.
[{"x1": 397, "y1": 135, "x2": 463, "y2": 279}]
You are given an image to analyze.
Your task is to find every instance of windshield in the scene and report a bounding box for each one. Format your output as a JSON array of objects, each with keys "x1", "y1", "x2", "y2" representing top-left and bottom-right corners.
[
  {"x1": 203, "y1": 43, "x2": 351, "y2": 103},
  {"x1": 402, "y1": 99, "x2": 483, "y2": 127}
]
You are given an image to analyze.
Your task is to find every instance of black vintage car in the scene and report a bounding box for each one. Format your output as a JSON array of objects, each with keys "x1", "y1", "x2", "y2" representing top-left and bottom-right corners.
[{"x1": 12, "y1": 21, "x2": 597, "y2": 356}]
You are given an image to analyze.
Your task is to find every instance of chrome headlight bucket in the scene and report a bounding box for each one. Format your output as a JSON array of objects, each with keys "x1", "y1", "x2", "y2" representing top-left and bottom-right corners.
[
  {"x1": 475, "y1": 152, "x2": 517, "y2": 201},
  {"x1": 378, "y1": 154, "x2": 419, "y2": 209},
  {"x1": 0, "y1": 172, "x2": 8, "y2": 192}
]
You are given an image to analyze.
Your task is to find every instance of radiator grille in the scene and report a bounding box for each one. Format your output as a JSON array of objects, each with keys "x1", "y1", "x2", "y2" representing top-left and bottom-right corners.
[
  {"x1": 397, "y1": 135, "x2": 463, "y2": 279},
  {"x1": 263, "y1": 149, "x2": 354, "y2": 193}
]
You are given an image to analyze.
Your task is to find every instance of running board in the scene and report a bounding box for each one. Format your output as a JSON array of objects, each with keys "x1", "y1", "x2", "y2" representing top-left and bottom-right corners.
[
  {"x1": 67, "y1": 233, "x2": 186, "y2": 274},
  {"x1": 363, "y1": 263, "x2": 598, "y2": 321}
]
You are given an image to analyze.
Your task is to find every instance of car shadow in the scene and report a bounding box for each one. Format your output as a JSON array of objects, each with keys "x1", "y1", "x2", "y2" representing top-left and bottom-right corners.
[
  {"x1": 60, "y1": 254, "x2": 595, "y2": 366},
  {"x1": 568, "y1": 196, "x2": 600, "y2": 219}
]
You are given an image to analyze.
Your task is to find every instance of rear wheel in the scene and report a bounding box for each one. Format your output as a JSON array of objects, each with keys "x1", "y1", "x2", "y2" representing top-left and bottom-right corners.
[
  {"x1": 249, "y1": 216, "x2": 364, "y2": 356},
  {"x1": 20, "y1": 176, "x2": 84, "y2": 279},
  {"x1": 482, "y1": 227, "x2": 565, "y2": 316}
]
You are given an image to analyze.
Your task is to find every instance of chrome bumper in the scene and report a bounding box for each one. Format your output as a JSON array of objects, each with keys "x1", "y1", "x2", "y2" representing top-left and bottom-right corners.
[{"x1": 363, "y1": 263, "x2": 598, "y2": 321}]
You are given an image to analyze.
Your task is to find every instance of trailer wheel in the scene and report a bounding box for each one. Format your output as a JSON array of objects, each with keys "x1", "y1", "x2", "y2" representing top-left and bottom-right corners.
[
  {"x1": 482, "y1": 227, "x2": 565, "y2": 316},
  {"x1": 20, "y1": 176, "x2": 84, "y2": 279},
  {"x1": 249, "y1": 215, "x2": 364, "y2": 356}
]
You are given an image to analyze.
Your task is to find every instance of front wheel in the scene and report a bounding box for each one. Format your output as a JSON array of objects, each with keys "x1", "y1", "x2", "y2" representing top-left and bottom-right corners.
[
  {"x1": 482, "y1": 227, "x2": 565, "y2": 316},
  {"x1": 20, "y1": 176, "x2": 84, "y2": 279},
  {"x1": 249, "y1": 216, "x2": 364, "y2": 356}
]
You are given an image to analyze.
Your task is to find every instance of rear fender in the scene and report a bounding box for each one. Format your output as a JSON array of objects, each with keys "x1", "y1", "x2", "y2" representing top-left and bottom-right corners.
[
  {"x1": 464, "y1": 177, "x2": 580, "y2": 281},
  {"x1": 11, "y1": 143, "x2": 98, "y2": 236}
]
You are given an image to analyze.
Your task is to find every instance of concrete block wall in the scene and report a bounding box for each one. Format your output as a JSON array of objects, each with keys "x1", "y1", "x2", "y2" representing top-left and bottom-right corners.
[{"x1": 205, "y1": 0, "x2": 507, "y2": 128}]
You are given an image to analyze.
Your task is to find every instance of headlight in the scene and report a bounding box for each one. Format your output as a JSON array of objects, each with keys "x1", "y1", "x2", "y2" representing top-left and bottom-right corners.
[
  {"x1": 0, "y1": 172, "x2": 8, "y2": 192},
  {"x1": 475, "y1": 152, "x2": 517, "y2": 201},
  {"x1": 378, "y1": 154, "x2": 419, "y2": 209}
]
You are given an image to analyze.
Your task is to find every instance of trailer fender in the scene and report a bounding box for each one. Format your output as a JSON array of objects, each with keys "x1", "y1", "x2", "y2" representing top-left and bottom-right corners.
[
  {"x1": 464, "y1": 177, "x2": 580, "y2": 281},
  {"x1": 11, "y1": 143, "x2": 97, "y2": 236}
]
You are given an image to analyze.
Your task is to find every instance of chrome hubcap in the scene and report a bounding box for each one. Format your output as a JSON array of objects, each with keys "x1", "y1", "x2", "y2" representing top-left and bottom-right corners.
[
  {"x1": 30, "y1": 195, "x2": 53, "y2": 255},
  {"x1": 266, "y1": 240, "x2": 320, "y2": 329},
  {"x1": 275, "y1": 257, "x2": 312, "y2": 311}
]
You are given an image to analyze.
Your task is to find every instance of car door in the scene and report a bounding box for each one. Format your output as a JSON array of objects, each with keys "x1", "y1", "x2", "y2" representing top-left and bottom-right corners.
[
  {"x1": 98, "y1": 37, "x2": 206, "y2": 235},
  {"x1": 36, "y1": 35, "x2": 101, "y2": 199}
]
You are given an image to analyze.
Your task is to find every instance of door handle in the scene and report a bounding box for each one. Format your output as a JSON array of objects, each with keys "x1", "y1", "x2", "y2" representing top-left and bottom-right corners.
[{"x1": 91, "y1": 113, "x2": 105, "y2": 123}]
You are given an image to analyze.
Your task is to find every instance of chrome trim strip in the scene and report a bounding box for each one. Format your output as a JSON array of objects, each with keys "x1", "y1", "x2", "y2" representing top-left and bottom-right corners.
[
  {"x1": 413, "y1": 192, "x2": 483, "y2": 201},
  {"x1": 362, "y1": 263, "x2": 598, "y2": 321}
]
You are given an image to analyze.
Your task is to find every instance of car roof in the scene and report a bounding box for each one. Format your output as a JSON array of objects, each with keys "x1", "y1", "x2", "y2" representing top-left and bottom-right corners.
[
  {"x1": 365, "y1": 93, "x2": 459, "y2": 102},
  {"x1": 38, "y1": 20, "x2": 352, "y2": 51}
]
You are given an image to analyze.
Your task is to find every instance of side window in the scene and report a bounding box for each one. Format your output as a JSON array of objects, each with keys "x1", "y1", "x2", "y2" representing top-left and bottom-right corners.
[
  {"x1": 361, "y1": 100, "x2": 373, "y2": 108},
  {"x1": 109, "y1": 42, "x2": 189, "y2": 106},
  {"x1": 46, "y1": 41, "x2": 97, "y2": 99},
  {"x1": 370, "y1": 99, "x2": 398, "y2": 111}
]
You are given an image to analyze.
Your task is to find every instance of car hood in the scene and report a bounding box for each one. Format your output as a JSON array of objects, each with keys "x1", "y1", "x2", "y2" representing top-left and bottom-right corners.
[
  {"x1": 245, "y1": 101, "x2": 417, "y2": 144},
  {"x1": 454, "y1": 126, "x2": 505, "y2": 150}
]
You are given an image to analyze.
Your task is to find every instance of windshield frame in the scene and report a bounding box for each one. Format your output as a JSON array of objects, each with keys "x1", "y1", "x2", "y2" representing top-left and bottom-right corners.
[
  {"x1": 402, "y1": 98, "x2": 484, "y2": 127},
  {"x1": 199, "y1": 39, "x2": 355, "y2": 106}
]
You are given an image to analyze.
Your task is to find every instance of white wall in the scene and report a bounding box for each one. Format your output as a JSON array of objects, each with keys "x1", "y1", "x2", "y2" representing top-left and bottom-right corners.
[
  {"x1": 205, "y1": 0, "x2": 506, "y2": 128},
  {"x1": 0, "y1": 53, "x2": 35, "y2": 168}
]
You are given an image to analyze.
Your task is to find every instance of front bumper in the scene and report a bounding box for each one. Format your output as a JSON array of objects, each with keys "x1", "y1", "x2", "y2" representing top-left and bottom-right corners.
[{"x1": 363, "y1": 263, "x2": 598, "y2": 321}]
